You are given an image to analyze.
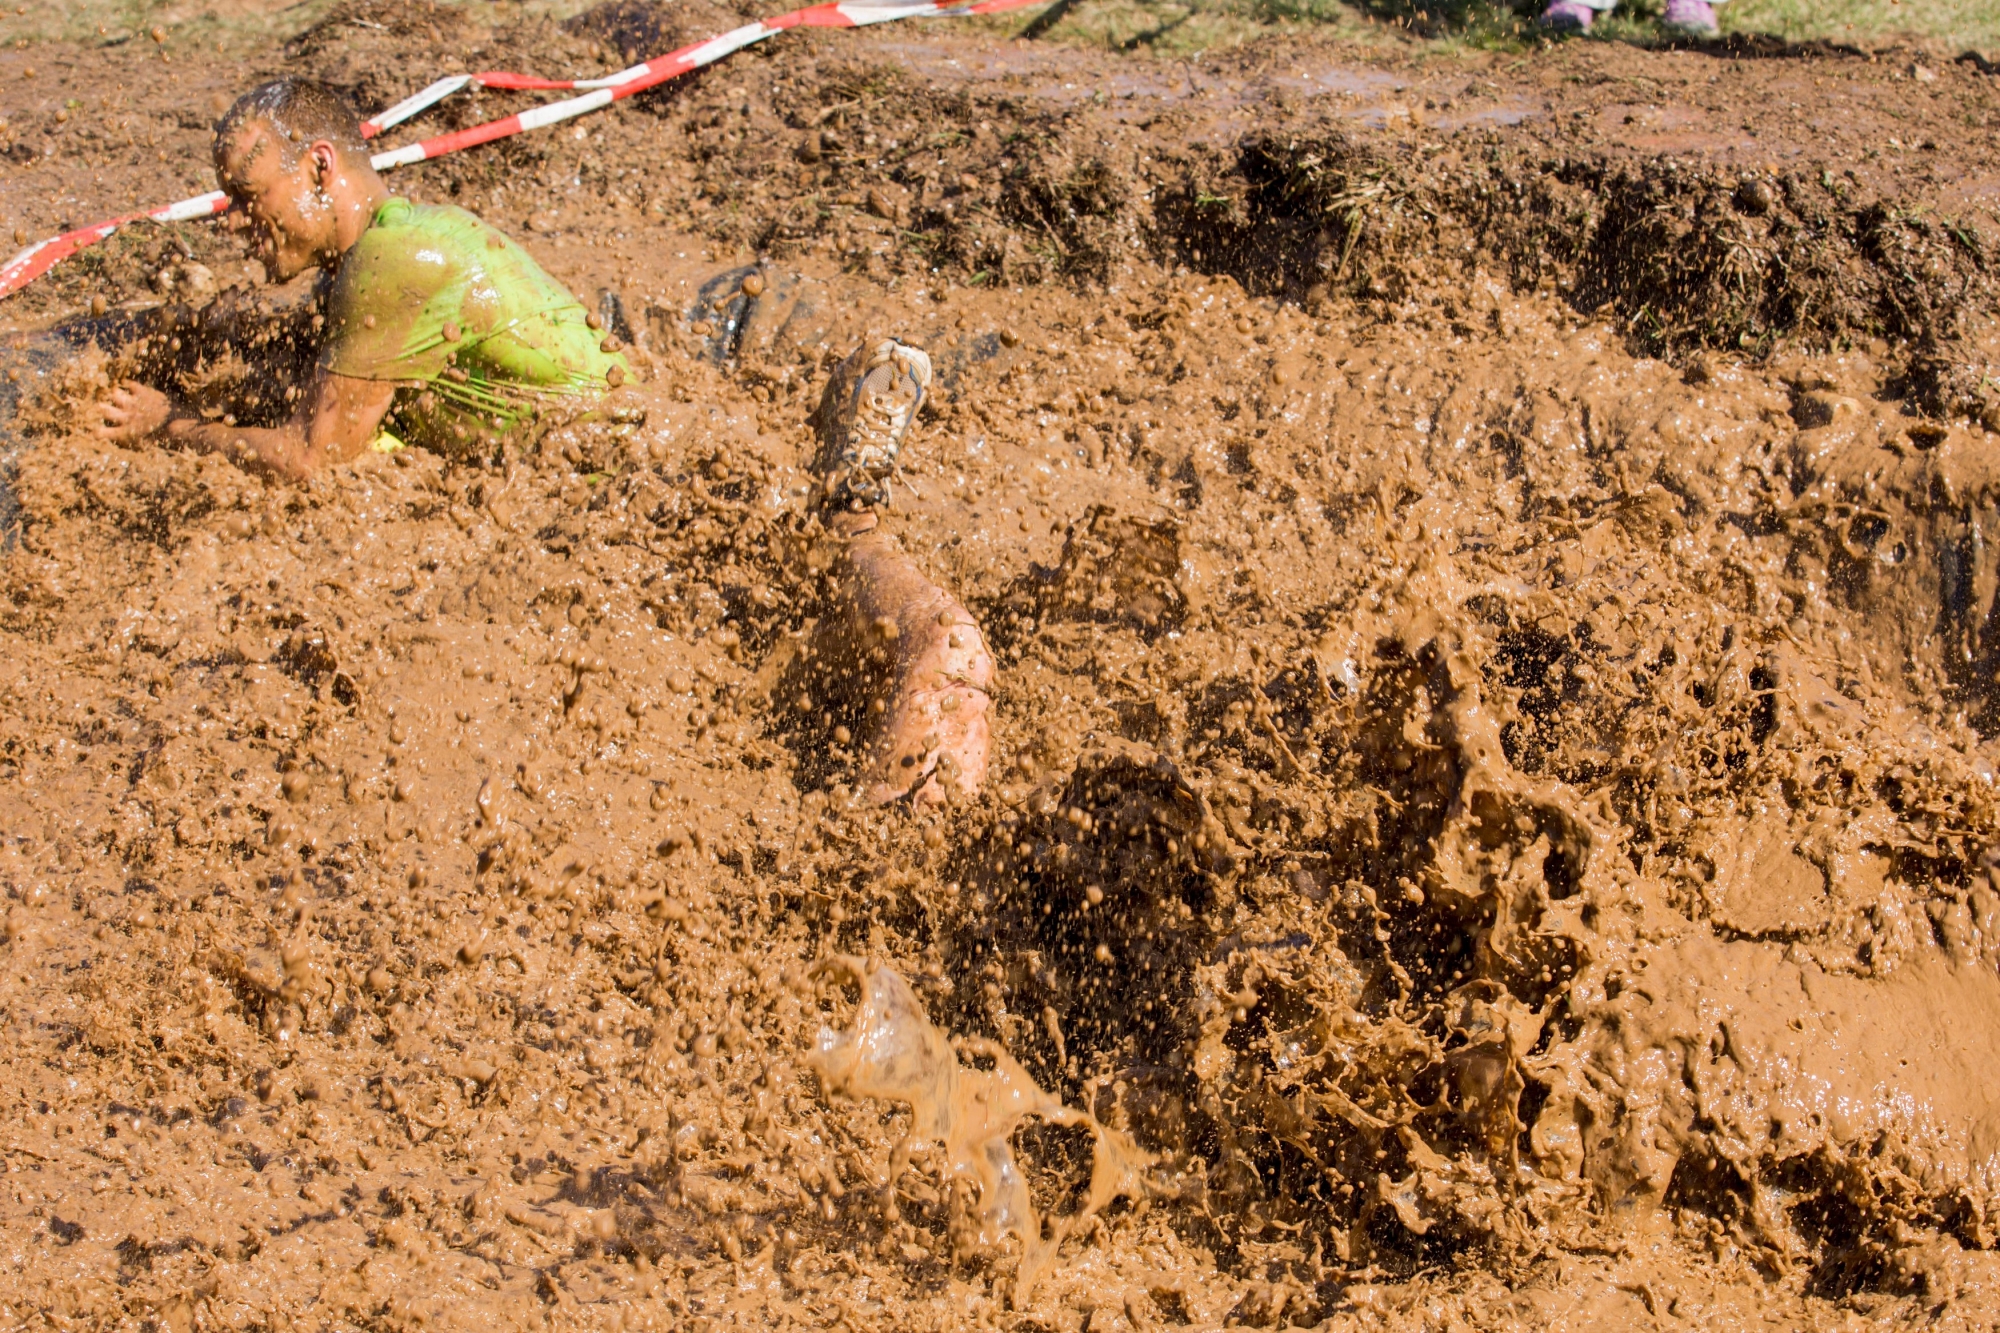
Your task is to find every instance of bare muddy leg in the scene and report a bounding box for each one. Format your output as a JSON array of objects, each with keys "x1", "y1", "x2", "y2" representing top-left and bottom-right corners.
[
  {"x1": 820, "y1": 510, "x2": 995, "y2": 805},
  {"x1": 809, "y1": 338, "x2": 996, "y2": 806}
]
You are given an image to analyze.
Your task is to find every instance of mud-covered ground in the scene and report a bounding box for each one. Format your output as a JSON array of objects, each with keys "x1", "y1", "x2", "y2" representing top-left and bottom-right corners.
[{"x1": 4, "y1": 3, "x2": 2000, "y2": 1329}]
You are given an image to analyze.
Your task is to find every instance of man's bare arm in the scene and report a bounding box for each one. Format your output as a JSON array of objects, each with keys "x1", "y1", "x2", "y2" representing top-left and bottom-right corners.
[{"x1": 163, "y1": 372, "x2": 398, "y2": 480}]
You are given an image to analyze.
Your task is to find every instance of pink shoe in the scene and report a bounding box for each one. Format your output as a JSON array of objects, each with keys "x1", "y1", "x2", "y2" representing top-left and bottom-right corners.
[
  {"x1": 1662, "y1": 0, "x2": 1718, "y2": 35},
  {"x1": 1538, "y1": 0, "x2": 1596, "y2": 31}
]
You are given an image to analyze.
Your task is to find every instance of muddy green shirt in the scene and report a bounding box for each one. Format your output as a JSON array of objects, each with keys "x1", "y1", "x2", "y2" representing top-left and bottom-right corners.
[{"x1": 321, "y1": 198, "x2": 626, "y2": 453}]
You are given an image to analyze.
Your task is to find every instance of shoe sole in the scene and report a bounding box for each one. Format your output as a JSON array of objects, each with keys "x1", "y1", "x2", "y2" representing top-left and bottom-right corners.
[{"x1": 815, "y1": 338, "x2": 932, "y2": 506}]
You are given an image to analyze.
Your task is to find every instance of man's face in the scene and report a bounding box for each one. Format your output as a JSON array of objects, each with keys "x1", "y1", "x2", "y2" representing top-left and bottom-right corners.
[{"x1": 215, "y1": 122, "x2": 340, "y2": 281}]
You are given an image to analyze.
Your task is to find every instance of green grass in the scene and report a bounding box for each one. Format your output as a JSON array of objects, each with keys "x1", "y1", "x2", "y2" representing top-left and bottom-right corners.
[
  {"x1": 1002, "y1": 0, "x2": 2000, "y2": 54},
  {"x1": 1723, "y1": 0, "x2": 2000, "y2": 50},
  {"x1": 0, "y1": 0, "x2": 1991, "y2": 64},
  {"x1": 962, "y1": 0, "x2": 1529, "y2": 56},
  {"x1": 1569, "y1": 0, "x2": 2000, "y2": 51},
  {"x1": 1008, "y1": 0, "x2": 2000, "y2": 53},
  {"x1": 980, "y1": 0, "x2": 1370, "y2": 55}
]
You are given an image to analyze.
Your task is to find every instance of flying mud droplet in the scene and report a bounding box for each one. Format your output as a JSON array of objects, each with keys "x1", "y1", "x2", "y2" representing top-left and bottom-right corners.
[
  {"x1": 1019, "y1": 508, "x2": 1189, "y2": 632},
  {"x1": 476, "y1": 776, "x2": 501, "y2": 826}
]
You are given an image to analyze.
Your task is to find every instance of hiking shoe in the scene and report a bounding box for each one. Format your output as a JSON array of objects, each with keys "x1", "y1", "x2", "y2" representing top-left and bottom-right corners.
[
  {"x1": 813, "y1": 338, "x2": 931, "y2": 508},
  {"x1": 1662, "y1": 0, "x2": 1718, "y2": 35},
  {"x1": 1538, "y1": 0, "x2": 1596, "y2": 32}
]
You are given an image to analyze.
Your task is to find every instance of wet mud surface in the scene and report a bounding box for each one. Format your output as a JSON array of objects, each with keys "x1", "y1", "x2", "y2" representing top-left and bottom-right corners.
[{"x1": 4, "y1": 3, "x2": 2000, "y2": 1329}]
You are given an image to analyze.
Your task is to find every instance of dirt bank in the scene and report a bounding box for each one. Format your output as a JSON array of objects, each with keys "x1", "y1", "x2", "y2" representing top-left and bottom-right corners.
[{"x1": 4, "y1": 3, "x2": 2000, "y2": 1329}]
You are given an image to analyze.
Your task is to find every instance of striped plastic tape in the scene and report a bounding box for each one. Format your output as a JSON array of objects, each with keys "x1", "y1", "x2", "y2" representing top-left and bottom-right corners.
[{"x1": 0, "y1": 0, "x2": 1042, "y2": 300}]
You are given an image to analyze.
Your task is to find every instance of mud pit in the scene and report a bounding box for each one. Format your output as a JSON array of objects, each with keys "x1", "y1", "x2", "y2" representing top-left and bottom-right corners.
[{"x1": 5, "y1": 3, "x2": 2000, "y2": 1328}]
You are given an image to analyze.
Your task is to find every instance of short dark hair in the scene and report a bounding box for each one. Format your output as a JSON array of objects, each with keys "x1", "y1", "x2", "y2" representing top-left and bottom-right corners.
[{"x1": 214, "y1": 79, "x2": 367, "y2": 169}]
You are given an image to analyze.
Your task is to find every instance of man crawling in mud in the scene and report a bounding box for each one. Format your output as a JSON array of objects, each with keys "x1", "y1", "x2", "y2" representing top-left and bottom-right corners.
[
  {"x1": 88, "y1": 83, "x2": 992, "y2": 800},
  {"x1": 88, "y1": 79, "x2": 990, "y2": 802},
  {"x1": 95, "y1": 78, "x2": 625, "y2": 476}
]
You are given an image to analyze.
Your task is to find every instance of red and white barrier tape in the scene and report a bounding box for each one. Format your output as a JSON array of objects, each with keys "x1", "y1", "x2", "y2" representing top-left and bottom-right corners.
[{"x1": 0, "y1": 0, "x2": 1041, "y2": 301}]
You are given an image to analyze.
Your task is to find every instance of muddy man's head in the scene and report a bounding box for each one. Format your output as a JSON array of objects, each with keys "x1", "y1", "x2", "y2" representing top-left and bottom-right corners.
[{"x1": 213, "y1": 79, "x2": 386, "y2": 282}]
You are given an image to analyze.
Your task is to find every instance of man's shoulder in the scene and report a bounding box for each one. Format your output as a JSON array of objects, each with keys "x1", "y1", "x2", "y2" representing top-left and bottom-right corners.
[
  {"x1": 366, "y1": 198, "x2": 491, "y2": 248},
  {"x1": 339, "y1": 200, "x2": 492, "y2": 295}
]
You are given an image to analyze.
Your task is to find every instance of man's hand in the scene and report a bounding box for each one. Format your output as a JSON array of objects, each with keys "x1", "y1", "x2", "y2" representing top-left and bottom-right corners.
[
  {"x1": 165, "y1": 371, "x2": 397, "y2": 481},
  {"x1": 98, "y1": 381, "x2": 174, "y2": 444}
]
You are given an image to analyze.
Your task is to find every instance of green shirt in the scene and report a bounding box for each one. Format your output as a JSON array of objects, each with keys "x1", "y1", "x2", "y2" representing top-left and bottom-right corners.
[{"x1": 321, "y1": 198, "x2": 626, "y2": 453}]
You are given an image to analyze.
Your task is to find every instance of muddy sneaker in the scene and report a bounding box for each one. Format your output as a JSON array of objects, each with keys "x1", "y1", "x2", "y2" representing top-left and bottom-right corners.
[
  {"x1": 1538, "y1": 0, "x2": 1596, "y2": 32},
  {"x1": 1662, "y1": 0, "x2": 1718, "y2": 35},
  {"x1": 812, "y1": 338, "x2": 932, "y2": 508}
]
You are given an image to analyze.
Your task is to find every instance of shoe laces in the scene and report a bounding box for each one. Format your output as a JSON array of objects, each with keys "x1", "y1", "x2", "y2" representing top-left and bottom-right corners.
[{"x1": 837, "y1": 340, "x2": 931, "y2": 497}]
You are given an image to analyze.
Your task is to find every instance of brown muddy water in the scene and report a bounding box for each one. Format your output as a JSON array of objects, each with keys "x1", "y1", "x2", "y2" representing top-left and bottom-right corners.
[{"x1": 3, "y1": 3, "x2": 2000, "y2": 1329}]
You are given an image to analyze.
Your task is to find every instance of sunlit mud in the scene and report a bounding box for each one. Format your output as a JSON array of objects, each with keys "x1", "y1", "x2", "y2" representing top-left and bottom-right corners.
[{"x1": 2, "y1": 3, "x2": 2000, "y2": 1329}]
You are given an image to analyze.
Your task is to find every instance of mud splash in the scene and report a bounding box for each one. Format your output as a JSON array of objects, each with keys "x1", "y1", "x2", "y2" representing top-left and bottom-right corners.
[{"x1": 807, "y1": 956, "x2": 1149, "y2": 1301}]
